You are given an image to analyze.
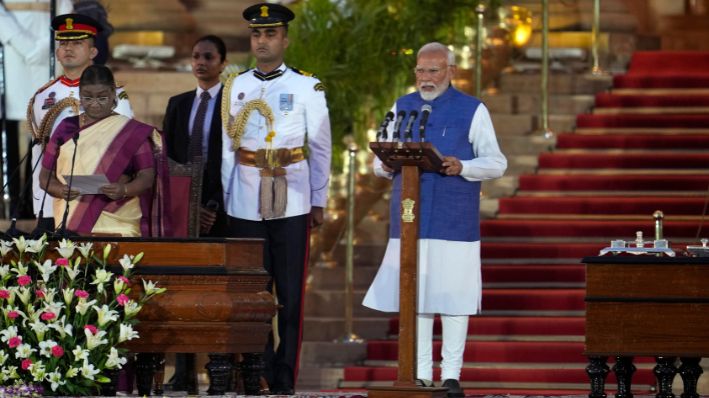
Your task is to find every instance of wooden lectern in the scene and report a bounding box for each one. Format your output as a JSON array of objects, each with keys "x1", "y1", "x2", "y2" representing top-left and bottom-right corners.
[{"x1": 368, "y1": 142, "x2": 448, "y2": 398}]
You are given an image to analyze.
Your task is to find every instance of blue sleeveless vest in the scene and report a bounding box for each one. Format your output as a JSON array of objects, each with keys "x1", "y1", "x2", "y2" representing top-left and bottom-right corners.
[{"x1": 388, "y1": 86, "x2": 481, "y2": 242}]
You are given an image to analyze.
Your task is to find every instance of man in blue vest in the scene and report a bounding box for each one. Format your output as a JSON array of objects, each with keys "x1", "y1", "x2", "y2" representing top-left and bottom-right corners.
[{"x1": 363, "y1": 42, "x2": 507, "y2": 397}]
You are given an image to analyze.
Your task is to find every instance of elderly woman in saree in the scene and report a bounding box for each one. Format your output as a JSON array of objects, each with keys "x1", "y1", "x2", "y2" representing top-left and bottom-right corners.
[{"x1": 39, "y1": 64, "x2": 171, "y2": 237}]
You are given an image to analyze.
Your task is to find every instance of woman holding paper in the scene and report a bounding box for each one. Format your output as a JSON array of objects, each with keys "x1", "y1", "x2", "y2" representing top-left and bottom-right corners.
[{"x1": 39, "y1": 65, "x2": 171, "y2": 237}]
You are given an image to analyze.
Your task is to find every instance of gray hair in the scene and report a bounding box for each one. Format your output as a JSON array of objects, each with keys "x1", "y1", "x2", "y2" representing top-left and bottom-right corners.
[{"x1": 417, "y1": 42, "x2": 456, "y2": 66}]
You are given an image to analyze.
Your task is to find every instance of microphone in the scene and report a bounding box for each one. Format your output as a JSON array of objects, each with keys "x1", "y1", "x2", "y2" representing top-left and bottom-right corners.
[
  {"x1": 403, "y1": 111, "x2": 418, "y2": 142},
  {"x1": 418, "y1": 104, "x2": 432, "y2": 142},
  {"x1": 376, "y1": 111, "x2": 394, "y2": 141},
  {"x1": 33, "y1": 137, "x2": 63, "y2": 238},
  {"x1": 391, "y1": 110, "x2": 406, "y2": 142},
  {"x1": 58, "y1": 133, "x2": 80, "y2": 238}
]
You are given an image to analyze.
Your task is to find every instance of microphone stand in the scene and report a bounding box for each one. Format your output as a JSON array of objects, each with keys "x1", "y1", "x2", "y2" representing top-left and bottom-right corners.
[
  {"x1": 0, "y1": 41, "x2": 10, "y2": 219},
  {"x1": 6, "y1": 141, "x2": 43, "y2": 238},
  {"x1": 57, "y1": 134, "x2": 79, "y2": 238},
  {"x1": 33, "y1": 138, "x2": 62, "y2": 238}
]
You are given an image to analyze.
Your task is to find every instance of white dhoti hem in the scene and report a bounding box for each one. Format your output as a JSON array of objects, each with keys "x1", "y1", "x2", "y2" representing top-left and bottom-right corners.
[{"x1": 362, "y1": 238, "x2": 482, "y2": 315}]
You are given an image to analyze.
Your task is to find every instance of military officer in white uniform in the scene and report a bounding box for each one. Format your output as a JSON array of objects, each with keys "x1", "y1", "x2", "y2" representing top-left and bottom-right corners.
[
  {"x1": 0, "y1": 0, "x2": 72, "y2": 217},
  {"x1": 28, "y1": 13, "x2": 133, "y2": 232},
  {"x1": 221, "y1": 3, "x2": 331, "y2": 394}
]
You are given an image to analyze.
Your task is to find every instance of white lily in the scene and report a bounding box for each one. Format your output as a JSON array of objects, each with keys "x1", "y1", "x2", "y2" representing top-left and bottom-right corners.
[
  {"x1": 0, "y1": 264, "x2": 9, "y2": 278},
  {"x1": 118, "y1": 254, "x2": 135, "y2": 273},
  {"x1": 80, "y1": 359, "x2": 100, "y2": 380},
  {"x1": 35, "y1": 259, "x2": 57, "y2": 282},
  {"x1": 92, "y1": 304, "x2": 119, "y2": 327},
  {"x1": 142, "y1": 279, "x2": 166, "y2": 296},
  {"x1": 91, "y1": 269, "x2": 112, "y2": 293},
  {"x1": 55, "y1": 239, "x2": 76, "y2": 259},
  {"x1": 39, "y1": 340, "x2": 56, "y2": 358},
  {"x1": 102, "y1": 244, "x2": 112, "y2": 261},
  {"x1": 123, "y1": 300, "x2": 142, "y2": 318},
  {"x1": 42, "y1": 287, "x2": 58, "y2": 304},
  {"x1": 105, "y1": 347, "x2": 127, "y2": 369},
  {"x1": 2, "y1": 365, "x2": 19, "y2": 380},
  {"x1": 15, "y1": 343, "x2": 36, "y2": 358},
  {"x1": 72, "y1": 345, "x2": 89, "y2": 362},
  {"x1": 47, "y1": 369, "x2": 66, "y2": 391},
  {"x1": 10, "y1": 261, "x2": 28, "y2": 276},
  {"x1": 77, "y1": 242, "x2": 93, "y2": 258},
  {"x1": 64, "y1": 261, "x2": 80, "y2": 281},
  {"x1": 28, "y1": 318, "x2": 49, "y2": 341},
  {"x1": 48, "y1": 316, "x2": 73, "y2": 339},
  {"x1": 29, "y1": 361, "x2": 47, "y2": 382},
  {"x1": 65, "y1": 366, "x2": 79, "y2": 378},
  {"x1": 62, "y1": 287, "x2": 75, "y2": 306},
  {"x1": 0, "y1": 350, "x2": 8, "y2": 365},
  {"x1": 84, "y1": 328, "x2": 108, "y2": 350},
  {"x1": 0, "y1": 325, "x2": 19, "y2": 342},
  {"x1": 25, "y1": 235, "x2": 47, "y2": 254},
  {"x1": 0, "y1": 240, "x2": 13, "y2": 257},
  {"x1": 118, "y1": 323, "x2": 139, "y2": 343},
  {"x1": 12, "y1": 236, "x2": 27, "y2": 255},
  {"x1": 75, "y1": 298, "x2": 97, "y2": 316},
  {"x1": 16, "y1": 287, "x2": 31, "y2": 305}
]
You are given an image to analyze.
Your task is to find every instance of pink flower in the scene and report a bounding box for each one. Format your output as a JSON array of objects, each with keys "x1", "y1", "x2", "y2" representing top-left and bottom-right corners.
[
  {"x1": 56, "y1": 258, "x2": 69, "y2": 267},
  {"x1": 116, "y1": 293, "x2": 129, "y2": 306},
  {"x1": 84, "y1": 324, "x2": 98, "y2": 335},
  {"x1": 118, "y1": 275, "x2": 130, "y2": 285},
  {"x1": 35, "y1": 290, "x2": 45, "y2": 298},
  {"x1": 8, "y1": 336, "x2": 21, "y2": 348},
  {"x1": 75, "y1": 290, "x2": 89, "y2": 299},
  {"x1": 21, "y1": 359, "x2": 32, "y2": 370},
  {"x1": 7, "y1": 311, "x2": 18, "y2": 319},
  {"x1": 17, "y1": 275, "x2": 31, "y2": 286},
  {"x1": 51, "y1": 345, "x2": 64, "y2": 358},
  {"x1": 40, "y1": 312, "x2": 56, "y2": 321},
  {"x1": 0, "y1": 290, "x2": 9, "y2": 299}
]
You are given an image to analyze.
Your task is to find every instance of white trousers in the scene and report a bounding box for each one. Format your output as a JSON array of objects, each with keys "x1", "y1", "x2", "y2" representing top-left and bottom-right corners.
[{"x1": 417, "y1": 314, "x2": 469, "y2": 381}]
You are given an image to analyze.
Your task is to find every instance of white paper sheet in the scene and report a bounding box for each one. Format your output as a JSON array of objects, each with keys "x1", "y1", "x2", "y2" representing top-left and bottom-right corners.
[{"x1": 62, "y1": 174, "x2": 110, "y2": 195}]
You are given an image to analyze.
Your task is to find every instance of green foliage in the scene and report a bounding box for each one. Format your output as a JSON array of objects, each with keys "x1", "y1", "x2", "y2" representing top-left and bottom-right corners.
[{"x1": 284, "y1": 0, "x2": 485, "y2": 170}]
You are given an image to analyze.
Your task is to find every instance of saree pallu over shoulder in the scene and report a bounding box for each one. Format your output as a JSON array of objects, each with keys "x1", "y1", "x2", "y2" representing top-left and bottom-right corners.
[{"x1": 55, "y1": 115, "x2": 172, "y2": 237}]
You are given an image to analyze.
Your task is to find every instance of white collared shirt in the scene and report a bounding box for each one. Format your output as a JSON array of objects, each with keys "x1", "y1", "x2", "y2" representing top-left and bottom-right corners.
[{"x1": 188, "y1": 82, "x2": 222, "y2": 159}]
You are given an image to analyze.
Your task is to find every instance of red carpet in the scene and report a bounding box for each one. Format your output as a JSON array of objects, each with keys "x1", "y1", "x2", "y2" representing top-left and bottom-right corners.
[
  {"x1": 556, "y1": 132, "x2": 709, "y2": 149},
  {"x1": 346, "y1": 50, "x2": 709, "y2": 395},
  {"x1": 498, "y1": 196, "x2": 708, "y2": 216},
  {"x1": 594, "y1": 92, "x2": 709, "y2": 108}
]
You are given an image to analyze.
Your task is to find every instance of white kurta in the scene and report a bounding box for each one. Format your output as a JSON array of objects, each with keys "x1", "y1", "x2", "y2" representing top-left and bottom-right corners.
[
  {"x1": 362, "y1": 104, "x2": 507, "y2": 315},
  {"x1": 0, "y1": 0, "x2": 72, "y2": 120},
  {"x1": 221, "y1": 63, "x2": 331, "y2": 221},
  {"x1": 29, "y1": 78, "x2": 133, "y2": 217}
]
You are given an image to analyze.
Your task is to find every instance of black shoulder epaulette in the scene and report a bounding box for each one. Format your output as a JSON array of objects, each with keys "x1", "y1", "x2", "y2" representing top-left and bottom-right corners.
[{"x1": 290, "y1": 67, "x2": 314, "y2": 78}]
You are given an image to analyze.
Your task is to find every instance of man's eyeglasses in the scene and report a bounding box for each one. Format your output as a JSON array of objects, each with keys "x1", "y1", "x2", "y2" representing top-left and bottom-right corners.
[{"x1": 80, "y1": 96, "x2": 111, "y2": 105}]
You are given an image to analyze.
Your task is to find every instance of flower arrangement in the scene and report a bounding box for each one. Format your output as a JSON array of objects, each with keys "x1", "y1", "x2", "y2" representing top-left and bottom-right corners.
[{"x1": 0, "y1": 235, "x2": 166, "y2": 395}]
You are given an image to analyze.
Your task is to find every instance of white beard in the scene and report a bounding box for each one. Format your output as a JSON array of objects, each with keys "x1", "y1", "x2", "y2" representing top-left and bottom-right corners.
[{"x1": 418, "y1": 83, "x2": 447, "y2": 101}]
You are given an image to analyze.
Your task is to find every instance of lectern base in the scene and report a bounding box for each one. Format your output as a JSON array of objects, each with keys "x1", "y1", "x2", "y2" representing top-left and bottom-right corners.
[{"x1": 368, "y1": 385, "x2": 449, "y2": 398}]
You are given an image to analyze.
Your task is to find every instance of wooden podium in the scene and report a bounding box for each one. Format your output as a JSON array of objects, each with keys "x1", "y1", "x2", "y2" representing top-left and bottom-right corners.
[{"x1": 368, "y1": 142, "x2": 448, "y2": 398}]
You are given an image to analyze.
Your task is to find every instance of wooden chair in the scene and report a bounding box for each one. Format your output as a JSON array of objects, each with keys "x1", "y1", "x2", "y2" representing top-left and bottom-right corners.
[{"x1": 167, "y1": 158, "x2": 203, "y2": 238}]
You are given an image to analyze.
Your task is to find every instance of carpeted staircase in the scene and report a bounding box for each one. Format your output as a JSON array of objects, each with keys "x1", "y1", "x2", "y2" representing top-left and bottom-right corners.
[{"x1": 338, "y1": 51, "x2": 709, "y2": 396}]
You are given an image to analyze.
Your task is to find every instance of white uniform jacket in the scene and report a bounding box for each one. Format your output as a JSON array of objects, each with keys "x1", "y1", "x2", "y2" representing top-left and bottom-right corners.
[{"x1": 221, "y1": 63, "x2": 331, "y2": 221}]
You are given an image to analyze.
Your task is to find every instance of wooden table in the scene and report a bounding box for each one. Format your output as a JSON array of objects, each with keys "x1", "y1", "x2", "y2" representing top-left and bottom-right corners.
[
  {"x1": 80, "y1": 237, "x2": 276, "y2": 396},
  {"x1": 583, "y1": 256, "x2": 709, "y2": 398}
]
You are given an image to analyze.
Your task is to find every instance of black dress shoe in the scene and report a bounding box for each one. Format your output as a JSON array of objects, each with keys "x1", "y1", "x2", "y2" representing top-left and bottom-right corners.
[
  {"x1": 416, "y1": 378, "x2": 434, "y2": 387},
  {"x1": 442, "y1": 379, "x2": 465, "y2": 397},
  {"x1": 270, "y1": 386, "x2": 295, "y2": 395}
]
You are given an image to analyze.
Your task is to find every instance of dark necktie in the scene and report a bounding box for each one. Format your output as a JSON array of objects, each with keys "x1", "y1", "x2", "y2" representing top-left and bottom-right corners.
[{"x1": 190, "y1": 91, "x2": 211, "y2": 161}]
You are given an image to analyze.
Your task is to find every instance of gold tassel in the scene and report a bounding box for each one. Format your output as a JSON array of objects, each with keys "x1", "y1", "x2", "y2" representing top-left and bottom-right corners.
[
  {"x1": 272, "y1": 171, "x2": 287, "y2": 218},
  {"x1": 259, "y1": 169, "x2": 274, "y2": 219}
]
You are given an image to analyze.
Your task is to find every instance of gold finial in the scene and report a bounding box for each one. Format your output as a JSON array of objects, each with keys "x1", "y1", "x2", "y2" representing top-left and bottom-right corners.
[
  {"x1": 260, "y1": 5, "x2": 269, "y2": 17},
  {"x1": 66, "y1": 17, "x2": 74, "y2": 30}
]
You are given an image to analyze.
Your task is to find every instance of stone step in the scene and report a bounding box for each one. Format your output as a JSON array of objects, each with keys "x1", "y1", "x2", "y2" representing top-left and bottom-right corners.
[
  {"x1": 483, "y1": 93, "x2": 595, "y2": 115},
  {"x1": 498, "y1": 135, "x2": 555, "y2": 155},
  {"x1": 498, "y1": 73, "x2": 612, "y2": 95},
  {"x1": 301, "y1": 318, "x2": 390, "y2": 342},
  {"x1": 299, "y1": 341, "x2": 368, "y2": 366}
]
